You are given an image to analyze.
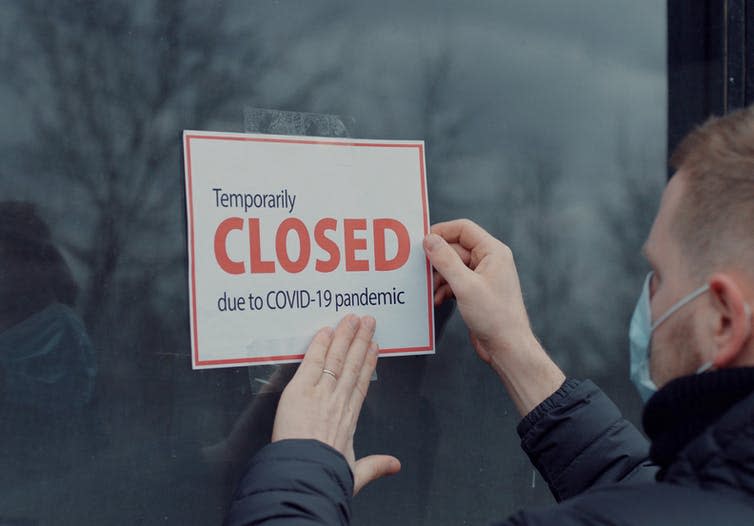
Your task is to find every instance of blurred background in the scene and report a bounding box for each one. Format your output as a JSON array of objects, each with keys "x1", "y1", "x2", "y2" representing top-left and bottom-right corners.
[{"x1": 0, "y1": 1, "x2": 667, "y2": 524}]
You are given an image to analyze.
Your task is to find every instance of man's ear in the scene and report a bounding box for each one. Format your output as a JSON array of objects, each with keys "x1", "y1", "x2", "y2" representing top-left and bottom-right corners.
[{"x1": 708, "y1": 273, "x2": 752, "y2": 368}]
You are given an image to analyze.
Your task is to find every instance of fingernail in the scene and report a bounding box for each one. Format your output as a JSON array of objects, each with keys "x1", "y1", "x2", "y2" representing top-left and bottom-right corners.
[
  {"x1": 348, "y1": 315, "x2": 359, "y2": 329},
  {"x1": 322, "y1": 326, "x2": 334, "y2": 338},
  {"x1": 362, "y1": 316, "x2": 375, "y2": 330},
  {"x1": 424, "y1": 234, "x2": 441, "y2": 251}
]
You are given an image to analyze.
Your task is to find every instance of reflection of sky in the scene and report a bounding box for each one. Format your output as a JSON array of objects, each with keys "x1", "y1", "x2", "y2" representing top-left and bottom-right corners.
[
  {"x1": 249, "y1": 2, "x2": 666, "y2": 275},
  {"x1": 0, "y1": 1, "x2": 666, "y2": 194},
  {"x1": 252, "y1": 0, "x2": 665, "y2": 148}
]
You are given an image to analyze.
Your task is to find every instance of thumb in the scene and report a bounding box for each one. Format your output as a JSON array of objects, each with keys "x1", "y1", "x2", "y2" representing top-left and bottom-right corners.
[
  {"x1": 352, "y1": 455, "x2": 401, "y2": 495},
  {"x1": 423, "y1": 234, "x2": 472, "y2": 293}
]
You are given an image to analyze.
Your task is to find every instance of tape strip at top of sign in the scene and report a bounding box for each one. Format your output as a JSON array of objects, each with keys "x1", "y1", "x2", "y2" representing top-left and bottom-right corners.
[{"x1": 183, "y1": 130, "x2": 434, "y2": 369}]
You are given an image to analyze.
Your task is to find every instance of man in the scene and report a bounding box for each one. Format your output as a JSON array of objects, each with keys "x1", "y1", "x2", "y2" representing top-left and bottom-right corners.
[
  {"x1": 224, "y1": 106, "x2": 754, "y2": 524},
  {"x1": 0, "y1": 201, "x2": 99, "y2": 497}
]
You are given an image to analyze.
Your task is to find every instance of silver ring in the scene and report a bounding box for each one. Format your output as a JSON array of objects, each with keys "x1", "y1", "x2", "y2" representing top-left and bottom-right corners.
[{"x1": 322, "y1": 368, "x2": 338, "y2": 380}]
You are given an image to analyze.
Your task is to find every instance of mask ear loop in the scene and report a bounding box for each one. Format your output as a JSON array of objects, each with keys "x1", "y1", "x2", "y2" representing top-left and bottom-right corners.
[
  {"x1": 651, "y1": 284, "x2": 710, "y2": 331},
  {"x1": 696, "y1": 361, "x2": 714, "y2": 374}
]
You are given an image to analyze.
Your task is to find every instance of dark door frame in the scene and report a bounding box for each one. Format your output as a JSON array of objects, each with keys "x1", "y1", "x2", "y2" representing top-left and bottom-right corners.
[{"x1": 668, "y1": 0, "x2": 753, "y2": 163}]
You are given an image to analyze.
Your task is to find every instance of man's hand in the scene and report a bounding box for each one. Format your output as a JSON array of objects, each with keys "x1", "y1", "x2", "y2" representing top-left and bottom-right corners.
[
  {"x1": 424, "y1": 219, "x2": 565, "y2": 415},
  {"x1": 425, "y1": 219, "x2": 533, "y2": 364},
  {"x1": 271, "y1": 314, "x2": 401, "y2": 495}
]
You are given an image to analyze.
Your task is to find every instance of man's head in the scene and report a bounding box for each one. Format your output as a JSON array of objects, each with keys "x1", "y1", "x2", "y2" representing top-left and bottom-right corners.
[
  {"x1": 643, "y1": 105, "x2": 754, "y2": 388},
  {"x1": 0, "y1": 201, "x2": 78, "y2": 330}
]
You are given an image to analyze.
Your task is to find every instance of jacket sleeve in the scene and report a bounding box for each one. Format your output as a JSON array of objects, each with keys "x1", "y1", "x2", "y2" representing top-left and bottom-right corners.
[
  {"x1": 517, "y1": 378, "x2": 656, "y2": 502},
  {"x1": 224, "y1": 439, "x2": 354, "y2": 526}
]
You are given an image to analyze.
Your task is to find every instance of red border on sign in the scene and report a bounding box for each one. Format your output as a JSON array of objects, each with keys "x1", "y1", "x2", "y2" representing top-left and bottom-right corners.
[{"x1": 184, "y1": 132, "x2": 434, "y2": 367}]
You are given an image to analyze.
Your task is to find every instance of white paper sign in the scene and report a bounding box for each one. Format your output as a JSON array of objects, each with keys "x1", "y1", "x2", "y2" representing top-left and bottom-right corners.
[{"x1": 183, "y1": 130, "x2": 434, "y2": 369}]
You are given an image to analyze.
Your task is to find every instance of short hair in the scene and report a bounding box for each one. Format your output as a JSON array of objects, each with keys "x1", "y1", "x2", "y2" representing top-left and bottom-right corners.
[{"x1": 670, "y1": 104, "x2": 754, "y2": 276}]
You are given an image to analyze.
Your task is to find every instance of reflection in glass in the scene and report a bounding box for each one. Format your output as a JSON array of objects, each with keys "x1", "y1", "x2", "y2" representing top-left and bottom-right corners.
[{"x1": 0, "y1": 1, "x2": 665, "y2": 524}]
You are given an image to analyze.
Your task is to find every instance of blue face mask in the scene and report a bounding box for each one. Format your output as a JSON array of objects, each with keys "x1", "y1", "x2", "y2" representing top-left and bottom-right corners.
[
  {"x1": 0, "y1": 303, "x2": 96, "y2": 413},
  {"x1": 629, "y1": 272, "x2": 709, "y2": 403}
]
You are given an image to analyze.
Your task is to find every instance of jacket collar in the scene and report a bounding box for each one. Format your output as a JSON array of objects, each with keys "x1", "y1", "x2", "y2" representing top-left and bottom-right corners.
[{"x1": 642, "y1": 367, "x2": 754, "y2": 492}]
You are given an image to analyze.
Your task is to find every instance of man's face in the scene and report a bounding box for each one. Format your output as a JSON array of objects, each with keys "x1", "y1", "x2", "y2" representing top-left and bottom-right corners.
[{"x1": 642, "y1": 171, "x2": 708, "y2": 387}]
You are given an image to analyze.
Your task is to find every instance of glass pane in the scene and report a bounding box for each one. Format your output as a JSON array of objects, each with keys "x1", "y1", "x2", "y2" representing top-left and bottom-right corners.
[{"x1": 0, "y1": 1, "x2": 665, "y2": 524}]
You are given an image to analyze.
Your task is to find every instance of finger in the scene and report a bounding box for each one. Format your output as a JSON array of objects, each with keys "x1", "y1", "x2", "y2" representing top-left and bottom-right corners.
[
  {"x1": 295, "y1": 327, "x2": 334, "y2": 386},
  {"x1": 448, "y1": 242, "x2": 473, "y2": 267},
  {"x1": 335, "y1": 316, "x2": 375, "y2": 398},
  {"x1": 424, "y1": 233, "x2": 476, "y2": 295},
  {"x1": 431, "y1": 219, "x2": 500, "y2": 259},
  {"x1": 351, "y1": 341, "x2": 378, "y2": 410},
  {"x1": 319, "y1": 314, "x2": 360, "y2": 387},
  {"x1": 353, "y1": 455, "x2": 401, "y2": 495},
  {"x1": 434, "y1": 283, "x2": 454, "y2": 305},
  {"x1": 433, "y1": 269, "x2": 446, "y2": 293},
  {"x1": 432, "y1": 242, "x2": 471, "y2": 293}
]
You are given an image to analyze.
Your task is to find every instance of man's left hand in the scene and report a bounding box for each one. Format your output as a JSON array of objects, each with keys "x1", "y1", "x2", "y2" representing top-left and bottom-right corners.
[{"x1": 271, "y1": 314, "x2": 401, "y2": 495}]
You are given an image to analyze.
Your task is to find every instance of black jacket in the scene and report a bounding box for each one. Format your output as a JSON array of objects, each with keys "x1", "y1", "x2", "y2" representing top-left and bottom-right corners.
[
  {"x1": 504, "y1": 372, "x2": 754, "y2": 524},
  {"x1": 224, "y1": 439, "x2": 353, "y2": 525},
  {"x1": 225, "y1": 371, "x2": 754, "y2": 525}
]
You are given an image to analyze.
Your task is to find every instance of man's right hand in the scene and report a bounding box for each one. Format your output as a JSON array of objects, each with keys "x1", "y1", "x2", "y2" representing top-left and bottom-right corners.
[
  {"x1": 424, "y1": 219, "x2": 565, "y2": 416},
  {"x1": 424, "y1": 219, "x2": 533, "y2": 365}
]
